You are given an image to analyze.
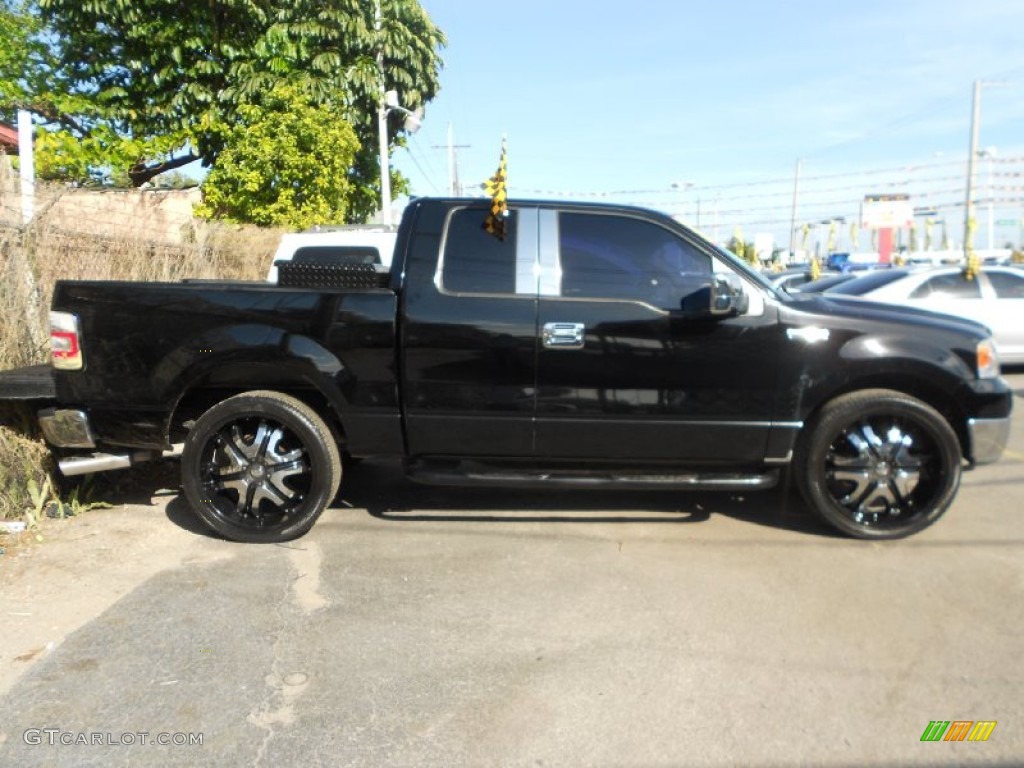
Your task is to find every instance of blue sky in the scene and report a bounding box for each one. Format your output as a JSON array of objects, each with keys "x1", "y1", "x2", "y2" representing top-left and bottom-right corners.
[{"x1": 392, "y1": 0, "x2": 1024, "y2": 248}]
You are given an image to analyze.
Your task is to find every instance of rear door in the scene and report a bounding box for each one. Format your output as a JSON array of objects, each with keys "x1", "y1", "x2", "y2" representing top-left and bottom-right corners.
[
  {"x1": 534, "y1": 207, "x2": 781, "y2": 463},
  {"x1": 400, "y1": 205, "x2": 540, "y2": 457}
]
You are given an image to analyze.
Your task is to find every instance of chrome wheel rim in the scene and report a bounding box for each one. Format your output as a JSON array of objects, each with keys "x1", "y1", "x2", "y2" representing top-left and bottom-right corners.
[
  {"x1": 824, "y1": 416, "x2": 941, "y2": 528},
  {"x1": 199, "y1": 416, "x2": 311, "y2": 529}
]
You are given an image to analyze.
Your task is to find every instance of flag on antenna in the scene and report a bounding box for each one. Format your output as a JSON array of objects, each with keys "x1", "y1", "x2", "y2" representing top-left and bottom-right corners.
[{"x1": 483, "y1": 138, "x2": 508, "y2": 240}]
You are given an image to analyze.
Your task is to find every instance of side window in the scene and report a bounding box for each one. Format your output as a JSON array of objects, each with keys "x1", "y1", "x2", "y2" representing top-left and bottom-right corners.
[
  {"x1": 909, "y1": 273, "x2": 982, "y2": 299},
  {"x1": 988, "y1": 270, "x2": 1024, "y2": 299},
  {"x1": 441, "y1": 208, "x2": 518, "y2": 294},
  {"x1": 558, "y1": 212, "x2": 711, "y2": 309}
]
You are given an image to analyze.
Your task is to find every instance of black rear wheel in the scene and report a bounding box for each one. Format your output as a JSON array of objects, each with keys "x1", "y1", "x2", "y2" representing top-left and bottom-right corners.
[
  {"x1": 796, "y1": 389, "x2": 962, "y2": 539},
  {"x1": 182, "y1": 391, "x2": 341, "y2": 543}
]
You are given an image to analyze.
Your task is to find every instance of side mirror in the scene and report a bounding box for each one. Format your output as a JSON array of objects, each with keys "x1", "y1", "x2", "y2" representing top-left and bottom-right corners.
[{"x1": 680, "y1": 273, "x2": 749, "y2": 318}]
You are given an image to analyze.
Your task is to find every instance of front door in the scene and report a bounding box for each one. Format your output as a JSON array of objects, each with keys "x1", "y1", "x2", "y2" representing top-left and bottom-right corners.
[{"x1": 534, "y1": 208, "x2": 781, "y2": 464}]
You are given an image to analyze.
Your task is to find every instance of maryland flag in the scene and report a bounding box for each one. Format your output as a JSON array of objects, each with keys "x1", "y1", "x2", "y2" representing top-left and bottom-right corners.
[{"x1": 483, "y1": 138, "x2": 509, "y2": 240}]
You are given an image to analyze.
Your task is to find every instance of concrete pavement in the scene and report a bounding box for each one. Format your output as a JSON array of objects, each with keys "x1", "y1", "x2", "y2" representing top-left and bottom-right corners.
[{"x1": 0, "y1": 374, "x2": 1021, "y2": 767}]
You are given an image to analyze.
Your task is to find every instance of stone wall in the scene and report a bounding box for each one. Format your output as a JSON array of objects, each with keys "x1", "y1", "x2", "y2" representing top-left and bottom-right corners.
[{"x1": 0, "y1": 179, "x2": 200, "y2": 244}]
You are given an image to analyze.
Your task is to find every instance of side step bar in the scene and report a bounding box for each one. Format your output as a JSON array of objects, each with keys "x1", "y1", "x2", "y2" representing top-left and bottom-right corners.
[
  {"x1": 58, "y1": 444, "x2": 184, "y2": 477},
  {"x1": 406, "y1": 460, "x2": 779, "y2": 491}
]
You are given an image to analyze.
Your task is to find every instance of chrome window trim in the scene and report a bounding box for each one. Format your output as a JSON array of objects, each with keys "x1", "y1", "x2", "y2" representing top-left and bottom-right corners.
[
  {"x1": 537, "y1": 209, "x2": 562, "y2": 296},
  {"x1": 515, "y1": 208, "x2": 540, "y2": 295}
]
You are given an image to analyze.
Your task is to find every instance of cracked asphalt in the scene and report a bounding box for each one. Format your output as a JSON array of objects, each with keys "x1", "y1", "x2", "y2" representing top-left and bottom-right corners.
[{"x1": 0, "y1": 373, "x2": 1022, "y2": 767}]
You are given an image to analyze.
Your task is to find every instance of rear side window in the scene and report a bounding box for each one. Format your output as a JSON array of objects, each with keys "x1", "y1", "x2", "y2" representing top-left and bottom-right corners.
[
  {"x1": 441, "y1": 208, "x2": 518, "y2": 294},
  {"x1": 988, "y1": 270, "x2": 1024, "y2": 299},
  {"x1": 558, "y1": 212, "x2": 711, "y2": 309},
  {"x1": 909, "y1": 273, "x2": 982, "y2": 299}
]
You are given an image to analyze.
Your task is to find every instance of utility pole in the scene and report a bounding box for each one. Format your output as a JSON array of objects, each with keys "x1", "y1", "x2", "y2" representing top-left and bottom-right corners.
[
  {"x1": 788, "y1": 158, "x2": 801, "y2": 260},
  {"x1": 434, "y1": 124, "x2": 470, "y2": 196},
  {"x1": 963, "y1": 79, "x2": 1013, "y2": 257},
  {"x1": 963, "y1": 80, "x2": 981, "y2": 261}
]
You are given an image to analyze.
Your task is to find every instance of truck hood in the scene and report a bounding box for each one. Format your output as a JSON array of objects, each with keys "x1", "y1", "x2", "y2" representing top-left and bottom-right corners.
[{"x1": 785, "y1": 293, "x2": 993, "y2": 339}]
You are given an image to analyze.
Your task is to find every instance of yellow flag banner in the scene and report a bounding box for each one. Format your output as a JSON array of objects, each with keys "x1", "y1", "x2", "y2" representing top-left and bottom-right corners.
[
  {"x1": 483, "y1": 138, "x2": 509, "y2": 240},
  {"x1": 965, "y1": 217, "x2": 979, "y2": 280}
]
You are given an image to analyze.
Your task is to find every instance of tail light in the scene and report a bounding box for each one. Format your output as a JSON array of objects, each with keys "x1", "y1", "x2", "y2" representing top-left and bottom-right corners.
[{"x1": 50, "y1": 311, "x2": 83, "y2": 370}]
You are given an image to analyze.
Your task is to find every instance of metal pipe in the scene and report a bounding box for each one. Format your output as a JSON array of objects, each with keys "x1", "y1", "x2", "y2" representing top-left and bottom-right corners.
[
  {"x1": 60, "y1": 453, "x2": 138, "y2": 476},
  {"x1": 58, "y1": 444, "x2": 183, "y2": 477}
]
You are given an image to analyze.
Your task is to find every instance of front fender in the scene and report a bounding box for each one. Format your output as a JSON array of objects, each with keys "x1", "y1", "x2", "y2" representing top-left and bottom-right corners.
[{"x1": 776, "y1": 328, "x2": 978, "y2": 429}]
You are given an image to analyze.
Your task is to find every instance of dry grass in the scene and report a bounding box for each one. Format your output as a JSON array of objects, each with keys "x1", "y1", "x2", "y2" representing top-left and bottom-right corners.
[{"x1": 0, "y1": 181, "x2": 283, "y2": 520}]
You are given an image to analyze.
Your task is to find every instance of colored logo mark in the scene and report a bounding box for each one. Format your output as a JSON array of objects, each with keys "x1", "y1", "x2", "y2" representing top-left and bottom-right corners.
[{"x1": 920, "y1": 720, "x2": 997, "y2": 742}]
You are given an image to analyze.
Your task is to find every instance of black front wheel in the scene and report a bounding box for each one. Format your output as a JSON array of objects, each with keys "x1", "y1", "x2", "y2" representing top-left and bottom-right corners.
[
  {"x1": 796, "y1": 389, "x2": 962, "y2": 539},
  {"x1": 181, "y1": 391, "x2": 341, "y2": 543}
]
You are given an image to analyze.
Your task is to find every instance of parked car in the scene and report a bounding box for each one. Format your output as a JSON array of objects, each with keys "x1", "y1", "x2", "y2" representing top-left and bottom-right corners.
[
  {"x1": 823, "y1": 265, "x2": 1024, "y2": 364},
  {"x1": 766, "y1": 268, "x2": 816, "y2": 292},
  {"x1": 790, "y1": 272, "x2": 859, "y2": 293},
  {"x1": 0, "y1": 199, "x2": 1013, "y2": 543}
]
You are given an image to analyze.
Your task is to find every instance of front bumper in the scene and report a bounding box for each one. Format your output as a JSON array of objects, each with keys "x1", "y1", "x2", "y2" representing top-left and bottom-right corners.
[{"x1": 968, "y1": 416, "x2": 1012, "y2": 465}]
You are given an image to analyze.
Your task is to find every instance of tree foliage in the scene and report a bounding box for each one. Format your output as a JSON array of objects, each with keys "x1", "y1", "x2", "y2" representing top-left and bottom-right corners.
[
  {"x1": 195, "y1": 85, "x2": 359, "y2": 230},
  {"x1": 1, "y1": 0, "x2": 185, "y2": 185},
  {"x1": 1, "y1": 0, "x2": 444, "y2": 222}
]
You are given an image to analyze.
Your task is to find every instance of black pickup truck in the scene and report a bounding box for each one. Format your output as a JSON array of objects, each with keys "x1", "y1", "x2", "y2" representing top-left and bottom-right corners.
[{"x1": 1, "y1": 198, "x2": 1013, "y2": 541}]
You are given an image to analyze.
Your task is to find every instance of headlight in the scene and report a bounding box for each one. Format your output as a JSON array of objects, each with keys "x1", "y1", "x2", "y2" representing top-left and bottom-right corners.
[{"x1": 976, "y1": 338, "x2": 1000, "y2": 379}]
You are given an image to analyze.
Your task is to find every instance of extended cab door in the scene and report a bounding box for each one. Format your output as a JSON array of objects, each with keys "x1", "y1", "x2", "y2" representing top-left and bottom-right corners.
[
  {"x1": 400, "y1": 204, "x2": 539, "y2": 457},
  {"x1": 534, "y1": 207, "x2": 781, "y2": 463}
]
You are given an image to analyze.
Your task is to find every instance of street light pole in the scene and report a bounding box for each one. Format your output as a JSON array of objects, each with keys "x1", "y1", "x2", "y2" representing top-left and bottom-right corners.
[
  {"x1": 376, "y1": 0, "x2": 392, "y2": 225},
  {"x1": 377, "y1": 105, "x2": 392, "y2": 225}
]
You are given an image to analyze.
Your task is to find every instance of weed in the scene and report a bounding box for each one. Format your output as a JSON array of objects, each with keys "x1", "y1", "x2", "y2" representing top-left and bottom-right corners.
[{"x1": 1, "y1": 180, "x2": 278, "y2": 521}]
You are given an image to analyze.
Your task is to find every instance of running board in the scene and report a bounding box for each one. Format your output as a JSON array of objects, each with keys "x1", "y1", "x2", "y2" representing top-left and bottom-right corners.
[{"x1": 406, "y1": 461, "x2": 779, "y2": 491}]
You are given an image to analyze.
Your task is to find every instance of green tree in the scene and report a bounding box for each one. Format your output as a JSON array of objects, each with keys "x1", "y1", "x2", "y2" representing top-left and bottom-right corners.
[
  {"x1": 1, "y1": 0, "x2": 186, "y2": 185},
  {"x1": 195, "y1": 85, "x2": 359, "y2": 229},
  {"x1": 3, "y1": 0, "x2": 444, "y2": 220}
]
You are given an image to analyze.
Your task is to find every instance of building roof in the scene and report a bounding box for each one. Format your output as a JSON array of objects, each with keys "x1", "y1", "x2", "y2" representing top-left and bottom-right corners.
[{"x1": 0, "y1": 122, "x2": 18, "y2": 154}]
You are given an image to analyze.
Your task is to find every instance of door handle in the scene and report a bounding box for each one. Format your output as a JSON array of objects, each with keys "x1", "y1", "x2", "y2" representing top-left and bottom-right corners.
[{"x1": 543, "y1": 322, "x2": 585, "y2": 349}]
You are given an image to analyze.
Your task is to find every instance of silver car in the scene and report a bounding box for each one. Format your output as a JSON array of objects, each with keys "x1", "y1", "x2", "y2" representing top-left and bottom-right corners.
[{"x1": 824, "y1": 265, "x2": 1024, "y2": 364}]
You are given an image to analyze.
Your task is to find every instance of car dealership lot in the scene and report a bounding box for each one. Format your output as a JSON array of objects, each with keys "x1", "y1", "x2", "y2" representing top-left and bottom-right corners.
[{"x1": 1, "y1": 373, "x2": 1022, "y2": 767}]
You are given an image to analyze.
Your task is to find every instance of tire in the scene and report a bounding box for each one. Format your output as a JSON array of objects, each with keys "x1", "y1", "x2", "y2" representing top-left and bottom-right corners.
[
  {"x1": 795, "y1": 389, "x2": 962, "y2": 539},
  {"x1": 181, "y1": 390, "x2": 342, "y2": 543}
]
